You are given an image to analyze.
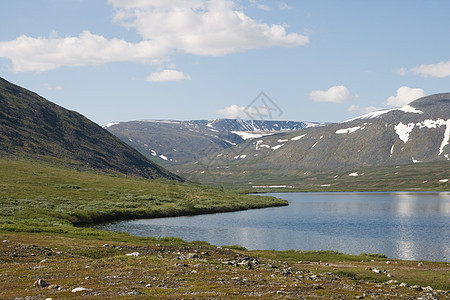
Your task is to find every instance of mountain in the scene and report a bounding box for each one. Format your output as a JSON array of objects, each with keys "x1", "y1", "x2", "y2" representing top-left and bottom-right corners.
[
  {"x1": 0, "y1": 77, "x2": 181, "y2": 180},
  {"x1": 105, "y1": 119, "x2": 322, "y2": 166},
  {"x1": 178, "y1": 93, "x2": 450, "y2": 185}
]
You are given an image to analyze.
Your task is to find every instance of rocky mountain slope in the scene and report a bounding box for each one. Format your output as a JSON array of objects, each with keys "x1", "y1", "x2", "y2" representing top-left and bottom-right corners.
[
  {"x1": 0, "y1": 77, "x2": 181, "y2": 180},
  {"x1": 179, "y1": 93, "x2": 450, "y2": 183},
  {"x1": 105, "y1": 119, "x2": 321, "y2": 166}
]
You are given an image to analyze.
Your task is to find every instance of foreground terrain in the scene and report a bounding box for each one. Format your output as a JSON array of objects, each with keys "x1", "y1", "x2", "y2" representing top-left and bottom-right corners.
[
  {"x1": 0, "y1": 158, "x2": 449, "y2": 298},
  {"x1": 1, "y1": 232, "x2": 449, "y2": 299}
]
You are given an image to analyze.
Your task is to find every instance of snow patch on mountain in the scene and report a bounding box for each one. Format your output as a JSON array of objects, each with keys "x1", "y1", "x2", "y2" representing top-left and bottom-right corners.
[
  {"x1": 395, "y1": 122, "x2": 415, "y2": 143},
  {"x1": 272, "y1": 144, "x2": 285, "y2": 151},
  {"x1": 232, "y1": 131, "x2": 276, "y2": 140},
  {"x1": 345, "y1": 104, "x2": 424, "y2": 122},
  {"x1": 336, "y1": 126, "x2": 365, "y2": 134},
  {"x1": 291, "y1": 134, "x2": 307, "y2": 141},
  {"x1": 104, "y1": 122, "x2": 120, "y2": 128}
]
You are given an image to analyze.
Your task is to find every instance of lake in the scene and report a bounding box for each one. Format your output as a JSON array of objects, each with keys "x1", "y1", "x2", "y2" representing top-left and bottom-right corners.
[{"x1": 94, "y1": 192, "x2": 450, "y2": 262}]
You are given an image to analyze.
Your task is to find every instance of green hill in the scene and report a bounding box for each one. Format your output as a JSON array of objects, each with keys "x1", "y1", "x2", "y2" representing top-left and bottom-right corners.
[{"x1": 0, "y1": 77, "x2": 180, "y2": 180}]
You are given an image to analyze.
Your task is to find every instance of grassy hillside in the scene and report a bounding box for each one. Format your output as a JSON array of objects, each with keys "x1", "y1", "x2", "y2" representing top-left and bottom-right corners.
[
  {"x1": 0, "y1": 77, "x2": 180, "y2": 180},
  {"x1": 175, "y1": 160, "x2": 450, "y2": 191},
  {"x1": 0, "y1": 158, "x2": 287, "y2": 234}
]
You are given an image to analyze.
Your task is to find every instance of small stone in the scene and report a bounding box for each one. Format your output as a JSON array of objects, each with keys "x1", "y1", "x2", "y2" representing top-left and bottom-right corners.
[
  {"x1": 276, "y1": 290, "x2": 286, "y2": 295},
  {"x1": 418, "y1": 262, "x2": 423, "y2": 267},
  {"x1": 386, "y1": 261, "x2": 391, "y2": 264},
  {"x1": 411, "y1": 285, "x2": 423, "y2": 291},
  {"x1": 424, "y1": 286, "x2": 433, "y2": 291},
  {"x1": 399, "y1": 282, "x2": 409, "y2": 287},
  {"x1": 126, "y1": 252, "x2": 140, "y2": 257},
  {"x1": 72, "y1": 287, "x2": 91, "y2": 293},
  {"x1": 2, "y1": 240, "x2": 10, "y2": 243},
  {"x1": 386, "y1": 273, "x2": 394, "y2": 278},
  {"x1": 102, "y1": 244, "x2": 109, "y2": 248},
  {"x1": 47, "y1": 284, "x2": 60, "y2": 290},
  {"x1": 33, "y1": 279, "x2": 48, "y2": 288},
  {"x1": 187, "y1": 253, "x2": 200, "y2": 259}
]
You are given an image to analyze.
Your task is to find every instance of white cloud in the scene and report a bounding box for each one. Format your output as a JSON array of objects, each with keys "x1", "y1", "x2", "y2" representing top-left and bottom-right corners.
[
  {"x1": 109, "y1": 0, "x2": 309, "y2": 56},
  {"x1": 279, "y1": 2, "x2": 292, "y2": 10},
  {"x1": 42, "y1": 83, "x2": 63, "y2": 90},
  {"x1": 0, "y1": 1, "x2": 308, "y2": 73},
  {"x1": 347, "y1": 105, "x2": 380, "y2": 114},
  {"x1": 257, "y1": 4, "x2": 271, "y2": 11},
  {"x1": 310, "y1": 85, "x2": 352, "y2": 103},
  {"x1": 217, "y1": 104, "x2": 271, "y2": 119},
  {"x1": 385, "y1": 86, "x2": 426, "y2": 107},
  {"x1": 0, "y1": 31, "x2": 167, "y2": 72},
  {"x1": 146, "y1": 69, "x2": 191, "y2": 82},
  {"x1": 411, "y1": 60, "x2": 450, "y2": 78}
]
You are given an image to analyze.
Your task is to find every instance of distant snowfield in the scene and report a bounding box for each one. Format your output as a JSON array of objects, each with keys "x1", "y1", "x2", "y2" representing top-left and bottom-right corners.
[{"x1": 232, "y1": 131, "x2": 277, "y2": 140}]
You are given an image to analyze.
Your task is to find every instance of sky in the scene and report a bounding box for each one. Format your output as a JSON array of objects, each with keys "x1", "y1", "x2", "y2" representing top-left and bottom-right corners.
[{"x1": 1, "y1": 0, "x2": 450, "y2": 126}]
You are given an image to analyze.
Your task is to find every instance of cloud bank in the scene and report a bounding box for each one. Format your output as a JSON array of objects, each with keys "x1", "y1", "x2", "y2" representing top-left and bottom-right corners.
[
  {"x1": 310, "y1": 85, "x2": 352, "y2": 103},
  {"x1": 217, "y1": 104, "x2": 271, "y2": 119},
  {"x1": 0, "y1": 0, "x2": 308, "y2": 73},
  {"x1": 146, "y1": 70, "x2": 191, "y2": 82},
  {"x1": 411, "y1": 61, "x2": 450, "y2": 78},
  {"x1": 385, "y1": 86, "x2": 426, "y2": 107}
]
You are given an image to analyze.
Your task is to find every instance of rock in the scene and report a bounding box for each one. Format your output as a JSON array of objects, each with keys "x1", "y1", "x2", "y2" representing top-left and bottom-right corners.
[
  {"x1": 386, "y1": 273, "x2": 394, "y2": 277},
  {"x1": 386, "y1": 261, "x2": 391, "y2": 264},
  {"x1": 399, "y1": 282, "x2": 409, "y2": 287},
  {"x1": 418, "y1": 262, "x2": 423, "y2": 267},
  {"x1": 424, "y1": 286, "x2": 433, "y2": 291},
  {"x1": 102, "y1": 244, "x2": 109, "y2": 248},
  {"x1": 2, "y1": 240, "x2": 10, "y2": 243},
  {"x1": 385, "y1": 280, "x2": 398, "y2": 285},
  {"x1": 33, "y1": 279, "x2": 48, "y2": 288},
  {"x1": 372, "y1": 268, "x2": 381, "y2": 274},
  {"x1": 72, "y1": 287, "x2": 91, "y2": 293},
  {"x1": 47, "y1": 284, "x2": 61, "y2": 290},
  {"x1": 187, "y1": 253, "x2": 200, "y2": 259},
  {"x1": 411, "y1": 285, "x2": 423, "y2": 291},
  {"x1": 126, "y1": 252, "x2": 140, "y2": 256}
]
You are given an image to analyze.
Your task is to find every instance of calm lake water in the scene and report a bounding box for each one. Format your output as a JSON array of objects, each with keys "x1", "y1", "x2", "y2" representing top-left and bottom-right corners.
[{"x1": 95, "y1": 192, "x2": 450, "y2": 262}]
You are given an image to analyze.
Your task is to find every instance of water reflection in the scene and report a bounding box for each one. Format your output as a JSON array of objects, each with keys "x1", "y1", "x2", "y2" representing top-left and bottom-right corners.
[{"x1": 96, "y1": 192, "x2": 450, "y2": 262}]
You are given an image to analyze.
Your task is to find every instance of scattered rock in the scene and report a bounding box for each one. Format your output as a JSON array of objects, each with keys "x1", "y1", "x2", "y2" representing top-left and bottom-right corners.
[
  {"x1": 187, "y1": 253, "x2": 200, "y2": 259},
  {"x1": 126, "y1": 252, "x2": 140, "y2": 257},
  {"x1": 399, "y1": 282, "x2": 409, "y2": 287},
  {"x1": 386, "y1": 273, "x2": 394, "y2": 278},
  {"x1": 72, "y1": 287, "x2": 91, "y2": 293},
  {"x1": 411, "y1": 285, "x2": 423, "y2": 291},
  {"x1": 33, "y1": 279, "x2": 48, "y2": 288},
  {"x1": 47, "y1": 284, "x2": 61, "y2": 290}
]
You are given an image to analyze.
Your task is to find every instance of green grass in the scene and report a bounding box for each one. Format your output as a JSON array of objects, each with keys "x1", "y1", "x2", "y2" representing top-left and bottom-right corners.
[
  {"x1": 177, "y1": 160, "x2": 450, "y2": 191},
  {"x1": 0, "y1": 157, "x2": 287, "y2": 235}
]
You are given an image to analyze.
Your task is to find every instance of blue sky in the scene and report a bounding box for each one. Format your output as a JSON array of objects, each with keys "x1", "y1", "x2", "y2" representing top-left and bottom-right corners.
[{"x1": 1, "y1": 0, "x2": 450, "y2": 125}]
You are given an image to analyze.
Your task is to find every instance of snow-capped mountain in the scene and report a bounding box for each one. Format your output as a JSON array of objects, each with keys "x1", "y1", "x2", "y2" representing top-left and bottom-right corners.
[
  {"x1": 185, "y1": 93, "x2": 450, "y2": 176},
  {"x1": 105, "y1": 119, "x2": 321, "y2": 166}
]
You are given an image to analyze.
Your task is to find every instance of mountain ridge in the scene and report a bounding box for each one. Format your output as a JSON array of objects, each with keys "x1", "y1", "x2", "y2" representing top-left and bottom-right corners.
[
  {"x1": 105, "y1": 118, "x2": 322, "y2": 166},
  {"x1": 0, "y1": 77, "x2": 182, "y2": 180},
  {"x1": 176, "y1": 93, "x2": 450, "y2": 185}
]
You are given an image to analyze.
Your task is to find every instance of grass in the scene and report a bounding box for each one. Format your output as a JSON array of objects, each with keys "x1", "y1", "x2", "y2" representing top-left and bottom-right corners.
[
  {"x1": 0, "y1": 157, "x2": 287, "y2": 234},
  {"x1": 177, "y1": 160, "x2": 450, "y2": 191},
  {"x1": 0, "y1": 157, "x2": 449, "y2": 298}
]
